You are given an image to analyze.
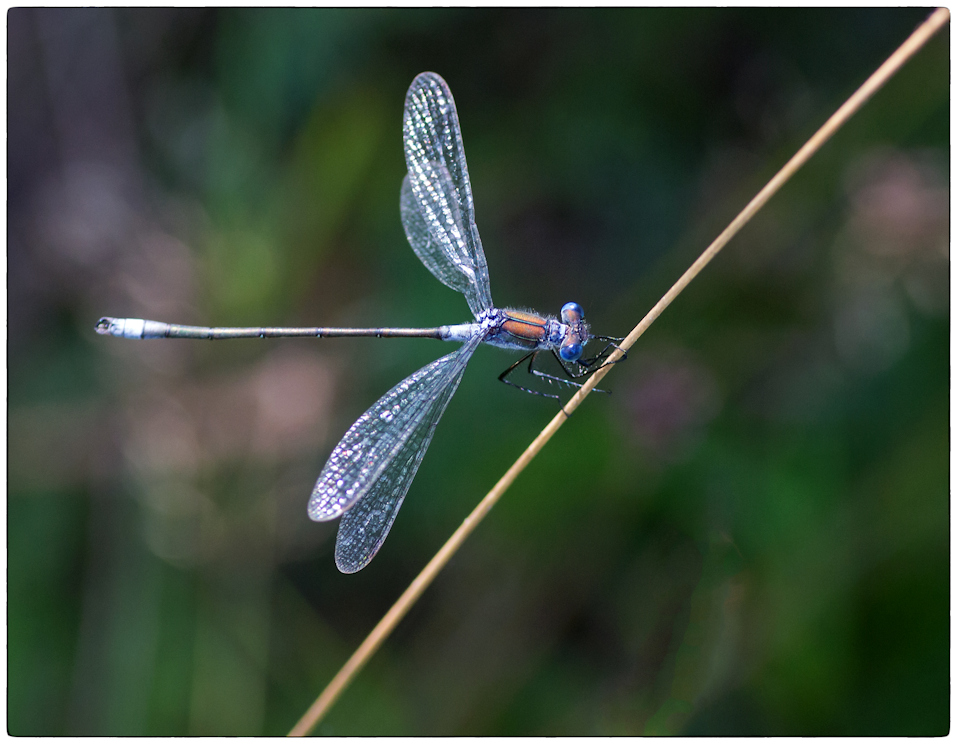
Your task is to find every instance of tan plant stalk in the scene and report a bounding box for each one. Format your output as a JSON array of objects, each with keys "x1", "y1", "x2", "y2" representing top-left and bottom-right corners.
[{"x1": 289, "y1": 8, "x2": 949, "y2": 736}]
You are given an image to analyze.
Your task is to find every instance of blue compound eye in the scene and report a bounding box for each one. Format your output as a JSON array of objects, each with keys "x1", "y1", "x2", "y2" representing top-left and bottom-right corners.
[
  {"x1": 561, "y1": 301, "x2": 584, "y2": 324},
  {"x1": 560, "y1": 342, "x2": 583, "y2": 362}
]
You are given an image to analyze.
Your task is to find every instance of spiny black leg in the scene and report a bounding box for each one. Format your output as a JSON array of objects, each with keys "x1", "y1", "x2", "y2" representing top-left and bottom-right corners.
[
  {"x1": 548, "y1": 351, "x2": 613, "y2": 395},
  {"x1": 598, "y1": 337, "x2": 628, "y2": 363},
  {"x1": 579, "y1": 336, "x2": 627, "y2": 368},
  {"x1": 508, "y1": 350, "x2": 612, "y2": 396},
  {"x1": 526, "y1": 351, "x2": 593, "y2": 390},
  {"x1": 499, "y1": 341, "x2": 625, "y2": 403},
  {"x1": 498, "y1": 351, "x2": 562, "y2": 401}
]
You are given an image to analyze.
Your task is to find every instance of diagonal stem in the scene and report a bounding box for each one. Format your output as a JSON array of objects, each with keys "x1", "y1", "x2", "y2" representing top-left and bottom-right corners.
[{"x1": 288, "y1": 8, "x2": 949, "y2": 736}]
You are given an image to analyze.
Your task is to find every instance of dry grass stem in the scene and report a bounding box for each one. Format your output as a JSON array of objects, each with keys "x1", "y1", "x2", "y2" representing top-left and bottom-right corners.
[{"x1": 288, "y1": 8, "x2": 949, "y2": 736}]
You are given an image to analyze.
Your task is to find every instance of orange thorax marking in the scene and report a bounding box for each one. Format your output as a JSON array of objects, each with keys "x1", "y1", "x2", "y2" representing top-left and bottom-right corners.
[{"x1": 501, "y1": 311, "x2": 548, "y2": 343}]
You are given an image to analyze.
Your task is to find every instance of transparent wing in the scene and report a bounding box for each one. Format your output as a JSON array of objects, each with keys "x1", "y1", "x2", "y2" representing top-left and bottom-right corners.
[
  {"x1": 401, "y1": 175, "x2": 476, "y2": 298},
  {"x1": 402, "y1": 71, "x2": 493, "y2": 318},
  {"x1": 308, "y1": 333, "x2": 482, "y2": 525},
  {"x1": 333, "y1": 338, "x2": 480, "y2": 573}
]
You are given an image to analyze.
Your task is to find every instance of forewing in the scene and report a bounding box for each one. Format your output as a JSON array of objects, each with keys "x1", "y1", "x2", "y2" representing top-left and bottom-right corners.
[
  {"x1": 333, "y1": 337, "x2": 478, "y2": 572},
  {"x1": 403, "y1": 72, "x2": 493, "y2": 317},
  {"x1": 308, "y1": 335, "x2": 482, "y2": 525}
]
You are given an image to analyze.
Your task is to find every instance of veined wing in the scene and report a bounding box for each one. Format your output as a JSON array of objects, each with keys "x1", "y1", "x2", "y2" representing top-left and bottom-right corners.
[
  {"x1": 401, "y1": 175, "x2": 476, "y2": 300},
  {"x1": 402, "y1": 72, "x2": 493, "y2": 318},
  {"x1": 333, "y1": 335, "x2": 480, "y2": 572},
  {"x1": 308, "y1": 334, "x2": 482, "y2": 539}
]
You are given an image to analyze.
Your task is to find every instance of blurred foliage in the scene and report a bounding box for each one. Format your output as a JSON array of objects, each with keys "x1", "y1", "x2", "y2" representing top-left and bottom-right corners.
[{"x1": 8, "y1": 7, "x2": 948, "y2": 736}]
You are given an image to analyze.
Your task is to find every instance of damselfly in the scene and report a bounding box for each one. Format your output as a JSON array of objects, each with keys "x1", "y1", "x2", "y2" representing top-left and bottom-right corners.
[{"x1": 97, "y1": 72, "x2": 622, "y2": 572}]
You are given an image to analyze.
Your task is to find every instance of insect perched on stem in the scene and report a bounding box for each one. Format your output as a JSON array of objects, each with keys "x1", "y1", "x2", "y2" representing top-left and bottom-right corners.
[{"x1": 97, "y1": 72, "x2": 623, "y2": 572}]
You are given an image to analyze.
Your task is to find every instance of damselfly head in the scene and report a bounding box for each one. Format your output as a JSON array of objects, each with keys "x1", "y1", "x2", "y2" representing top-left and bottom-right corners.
[{"x1": 559, "y1": 301, "x2": 588, "y2": 362}]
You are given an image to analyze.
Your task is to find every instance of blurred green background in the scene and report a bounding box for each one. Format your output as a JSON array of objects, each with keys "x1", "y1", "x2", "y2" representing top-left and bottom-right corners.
[{"x1": 8, "y1": 8, "x2": 948, "y2": 735}]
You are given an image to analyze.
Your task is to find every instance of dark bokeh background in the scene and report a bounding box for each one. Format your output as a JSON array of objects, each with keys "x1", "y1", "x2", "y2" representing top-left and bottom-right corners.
[{"x1": 8, "y1": 8, "x2": 948, "y2": 736}]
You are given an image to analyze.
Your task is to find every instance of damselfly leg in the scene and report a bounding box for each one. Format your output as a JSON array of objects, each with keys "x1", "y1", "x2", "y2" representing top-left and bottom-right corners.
[{"x1": 497, "y1": 339, "x2": 624, "y2": 401}]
